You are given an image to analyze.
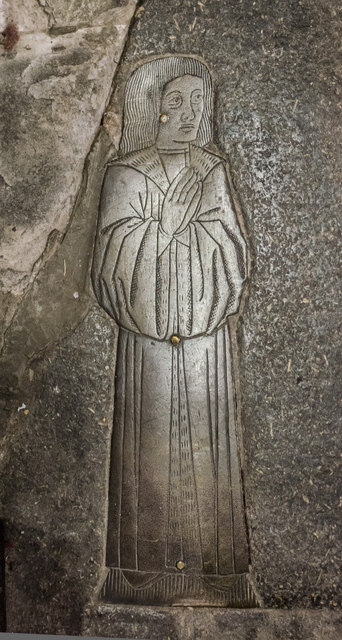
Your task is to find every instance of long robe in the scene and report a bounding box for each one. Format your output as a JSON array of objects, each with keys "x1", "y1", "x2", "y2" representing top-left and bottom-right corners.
[{"x1": 92, "y1": 144, "x2": 250, "y2": 603}]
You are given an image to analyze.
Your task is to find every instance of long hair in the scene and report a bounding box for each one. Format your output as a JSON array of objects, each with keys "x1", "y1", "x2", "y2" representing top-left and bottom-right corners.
[{"x1": 120, "y1": 56, "x2": 213, "y2": 154}]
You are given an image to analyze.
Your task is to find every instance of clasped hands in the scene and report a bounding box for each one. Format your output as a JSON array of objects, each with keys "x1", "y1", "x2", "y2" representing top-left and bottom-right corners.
[{"x1": 160, "y1": 168, "x2": 202, "y2": 237}]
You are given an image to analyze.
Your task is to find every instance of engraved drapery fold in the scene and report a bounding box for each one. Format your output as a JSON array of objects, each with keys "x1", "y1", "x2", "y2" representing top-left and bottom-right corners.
[
  {"x1": 92, "y1": 143, "x2": 249, "y2": 583},
  {"x1": 92, "y1": 146, "x2": 247, "y2": 341},
  {"x1": 105, "y1": 327, "x2": 248, "y2": 575}
]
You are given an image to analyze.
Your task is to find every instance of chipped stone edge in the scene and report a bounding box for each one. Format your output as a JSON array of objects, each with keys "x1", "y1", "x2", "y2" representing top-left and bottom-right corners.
[{"x1": 0, "y1": 0, "x2": 140, "y2": 355}]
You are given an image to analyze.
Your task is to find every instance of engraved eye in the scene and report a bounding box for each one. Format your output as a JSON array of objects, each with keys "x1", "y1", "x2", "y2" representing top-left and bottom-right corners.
[
  {"x1": 166, "y1": 94, "x2": 183, "y2": 108},
  {"x1": 191, "y1": 91, "x2": 203, "y2": 104}
]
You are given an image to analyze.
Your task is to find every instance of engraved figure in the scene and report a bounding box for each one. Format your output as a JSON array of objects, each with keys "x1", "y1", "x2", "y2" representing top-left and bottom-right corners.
[{"x1": 92, "y1": 56, "x2": 255, "y2": 606}]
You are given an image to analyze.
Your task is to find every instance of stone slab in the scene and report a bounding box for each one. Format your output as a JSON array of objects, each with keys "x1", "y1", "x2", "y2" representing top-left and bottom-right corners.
[
  {"x1": 105, "y1": 0, "x2": 342, "y2": 610},
  {"x1": 83, "y1": 605, "x2": 342, "y2": 640},
  {"x1": 0, "y1": 0, "x2": 341, "y2": 635}
]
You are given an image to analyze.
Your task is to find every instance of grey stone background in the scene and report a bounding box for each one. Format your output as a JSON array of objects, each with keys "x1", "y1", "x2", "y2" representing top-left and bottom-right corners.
[{"x1": 0, "y1": 0, "x2": 341, "y2": 637}]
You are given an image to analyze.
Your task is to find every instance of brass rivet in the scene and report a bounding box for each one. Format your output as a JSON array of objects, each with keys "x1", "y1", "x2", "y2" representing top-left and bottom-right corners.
[
  {"x1": 159, "y1": 113, "x2": 169, "y2": 123},
  {"x1": 170, "y1": 334, "x2": 181, "y2": 346},
  {"x1": 176, "y1": 560, "x2": 185, "y2": 571}
]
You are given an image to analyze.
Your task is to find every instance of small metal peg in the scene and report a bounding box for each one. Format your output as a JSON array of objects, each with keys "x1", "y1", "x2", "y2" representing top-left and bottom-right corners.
[
  {"x1": 159, "y1": 113, "x2": 169, "y2": 123},
  {"x1": 176, "y1": 560, "x2": 185, "y2": 571},
  {"x1": 170, "y1": 335, "x2": 181, "y2": 346}
]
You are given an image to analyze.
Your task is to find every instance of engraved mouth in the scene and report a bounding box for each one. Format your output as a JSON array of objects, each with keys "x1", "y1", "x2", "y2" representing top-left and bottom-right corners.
[{"x1": 179, "y1": 124, "x2": 195, "y2": 131}]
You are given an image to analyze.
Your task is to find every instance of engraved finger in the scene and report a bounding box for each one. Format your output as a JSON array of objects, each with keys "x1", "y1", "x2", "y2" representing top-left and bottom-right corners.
[
  {"x1": 166, "y1": 167, "x2": 191, "y2": 201},
  {"x1": 187, "y1": 185, "x2": 202, "y2": 220},
  {"x1": 178, "y1": 171, "x2": 198, "y2": 204},
  {"x1": 171, "y1": 168, "x2": 195, "y2": 202},
  {"x1": 175, "y1": 185, "x2": 202, "y2": 234},
  {"x1": 185, "y1": 181, "x2": 202, "y2": 209}
]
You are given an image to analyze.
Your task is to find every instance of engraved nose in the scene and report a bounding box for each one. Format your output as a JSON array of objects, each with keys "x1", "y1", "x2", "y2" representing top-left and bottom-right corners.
[{"x1": 180, "y1": 100, "x2": 195, "y2": 122}]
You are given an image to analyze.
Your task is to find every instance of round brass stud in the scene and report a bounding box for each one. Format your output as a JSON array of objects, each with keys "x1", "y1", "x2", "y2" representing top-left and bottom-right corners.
[
  {"x1": 170, "y1": 334, "x2": 181, "y2": 346},
  {"x1": 176, "y1": 560, "x2": 185, "y2": 571},
  {"x1": 159, "y1": 113, "x2": 169, "y2": 123}
]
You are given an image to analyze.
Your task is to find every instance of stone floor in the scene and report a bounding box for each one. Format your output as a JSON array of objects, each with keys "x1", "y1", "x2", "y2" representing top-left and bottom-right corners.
[
  {"x1": 83, "y1": 605, "x2": 342, "y2": 640},
  {"x1": 1, "y1": 0, "x2": 341, "y2": 635}
]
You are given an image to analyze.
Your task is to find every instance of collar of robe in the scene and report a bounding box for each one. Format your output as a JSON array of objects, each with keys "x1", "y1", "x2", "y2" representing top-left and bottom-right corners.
[{"x1": 108, "y1": 144, "x2": 222, "y2": 195}]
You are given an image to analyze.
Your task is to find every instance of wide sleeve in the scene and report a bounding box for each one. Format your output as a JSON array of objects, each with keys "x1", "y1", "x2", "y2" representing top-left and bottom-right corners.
[
  {"x1": 92, "y1": 160, "x2": 247, "y2": 340},
  {"x1": 92, "y1": 164, "x2": 171, "y2": 338},
  {"x1": 171, "y1": 161, "x2": 247, "y2": 336}
]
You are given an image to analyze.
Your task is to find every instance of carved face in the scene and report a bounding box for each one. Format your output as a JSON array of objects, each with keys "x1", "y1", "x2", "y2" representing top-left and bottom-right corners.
[{"x1": 157, "y1": 74, "x2": 204, "y2": 147}]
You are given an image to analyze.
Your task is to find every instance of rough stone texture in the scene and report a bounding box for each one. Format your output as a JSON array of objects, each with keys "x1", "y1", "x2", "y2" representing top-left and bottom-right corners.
[
  {"x1": 0, "y1": 0, "x2": 341, "y2": 636},
  {"x1": 0, "y1": 0, "x2": 137, "y2": 348},
  {"x1": 0, "y1": 0, "x2": 137, "y2": 633},
  {"x1": 3, "y1": 306, "x2": 116, "y2": 634},
  {"x1": 0, "y1": 127, "x2": 110, "y2": 404},
  {"x1": 83, "y1": 606, "x2": 342, "y2": 640}
]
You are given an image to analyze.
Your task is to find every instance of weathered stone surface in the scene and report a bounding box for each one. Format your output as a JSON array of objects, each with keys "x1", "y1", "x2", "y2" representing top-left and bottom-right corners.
[
  {"x1": 0, "y1": 128, "x2": 110, "y2": 403},
  {"x1": 0, "y1": 0, "x2": 341, "y2": 635},
  {"x1": 0, "y1": 0, "x2": 137, "y2": 343},
  {"x1": 3, "y1": 307, "x2": 116, "y2": 634},
  {"x1": 83, "y1": 605, "x2": 342, "y2": 640}
]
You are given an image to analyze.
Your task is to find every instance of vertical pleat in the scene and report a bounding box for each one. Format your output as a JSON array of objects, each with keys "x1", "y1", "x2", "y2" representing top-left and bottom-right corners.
[
  {"x1": 183, "y1": 336, "x2": 216, "y2": 573},
  {"x1": 224, "y1": 325, "x2": 249, "y2": 573},
  {"x1": 217, "y1": 327, "x2": 234, "y2": 573},
  {"x1": 137, "y1": 335, "x2": 172, "y2": 571},
  {"x1": 105, "y1": 330, "x2": 128, "y2": 567},
  {"x1": 106, "y1": 326, "x2": 248, "y2": 577},
  {"x1": 120, "y1": 334, "x2": 137, "y2": 568}
]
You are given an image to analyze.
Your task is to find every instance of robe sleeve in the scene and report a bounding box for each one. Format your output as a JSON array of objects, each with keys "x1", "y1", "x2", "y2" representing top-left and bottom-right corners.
[
  {"x1": 92, "y1": 164, "x2": 171, "y2": 338},
  {"x1": 92, "y1": 161, "x2": 247, "y2": 340},
  {"x1": 171, "y1": 161, "x2": 247, "y2": 336}
]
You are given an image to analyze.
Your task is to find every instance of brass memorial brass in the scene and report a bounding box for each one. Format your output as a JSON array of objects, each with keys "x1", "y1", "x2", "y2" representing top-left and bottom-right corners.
[{"x1": 92, "y1": 56, "x2": 256, "y2": 606}]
